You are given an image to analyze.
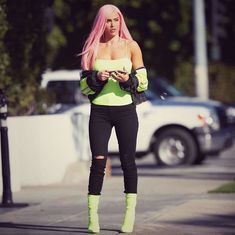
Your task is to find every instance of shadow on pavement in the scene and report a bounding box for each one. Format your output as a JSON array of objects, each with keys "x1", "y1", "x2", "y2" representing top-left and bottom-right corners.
[
  {"x1": 160, "y1": 212, "x2": 235, "y2": 229},
  {"x1": 0, "y1": 222, "x2": 119, "y2": 234},
  {"x1": 0, "y1": 222, "x2": 88, "y2": 233}
]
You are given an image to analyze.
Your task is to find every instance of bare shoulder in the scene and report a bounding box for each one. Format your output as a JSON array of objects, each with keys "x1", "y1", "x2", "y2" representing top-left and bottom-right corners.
[
  {"x1": 127, "y1": 40, "x2": 141, "y2": 52},
  {"x1": 126, "y1": 40, "x2": 144, "y2": 69}
]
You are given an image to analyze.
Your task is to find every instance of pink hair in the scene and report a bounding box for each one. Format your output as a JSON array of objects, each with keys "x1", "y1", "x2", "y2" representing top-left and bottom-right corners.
[{"x1": 80, "y1": 4, "x2": 133, "y2": 70}]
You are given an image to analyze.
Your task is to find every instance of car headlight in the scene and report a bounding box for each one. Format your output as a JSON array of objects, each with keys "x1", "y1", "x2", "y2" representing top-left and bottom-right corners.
[
  {"x1": 226, "y1": 106, "x2": 235, "y2": 124},
  {"x1": 197, "y1": 111, "x2": 220, "y2": 131}
]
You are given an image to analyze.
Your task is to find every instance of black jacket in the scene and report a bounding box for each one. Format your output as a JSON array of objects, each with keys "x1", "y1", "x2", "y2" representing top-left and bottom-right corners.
[{"x1": 80, "y1": 70, "x2": 147, "y2": 105}]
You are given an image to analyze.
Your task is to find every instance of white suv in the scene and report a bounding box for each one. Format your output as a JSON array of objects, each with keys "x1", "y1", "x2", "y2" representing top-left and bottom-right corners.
[{"x1": 41, "y1": 70, "x2": 233, "y2": 167}]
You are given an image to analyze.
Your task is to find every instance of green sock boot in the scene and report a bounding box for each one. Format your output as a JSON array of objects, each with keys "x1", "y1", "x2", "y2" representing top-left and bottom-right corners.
[
  {"x1": 88, "y1": 195, "x2": 100, "y2": 234},
  {"x1": 120, "y1": 193, "x2": 137, "y2": 233}
]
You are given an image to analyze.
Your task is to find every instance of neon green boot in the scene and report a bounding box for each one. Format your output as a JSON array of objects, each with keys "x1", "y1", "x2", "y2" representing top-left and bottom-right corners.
[
  {"x1": 88, "y1": 195, "x2": 100, "y2": 233},
  {"x1": 120, "y1": 193, "x2": 137, "y2": 233}
]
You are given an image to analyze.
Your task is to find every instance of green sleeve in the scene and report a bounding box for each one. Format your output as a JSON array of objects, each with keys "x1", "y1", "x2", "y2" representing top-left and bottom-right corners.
[
  {"x1": 80, "y1": 77, "x2": 96, "y2": 96},
  {"x1": 135, "y1": 67, "x2": 148, "y2": 92}
]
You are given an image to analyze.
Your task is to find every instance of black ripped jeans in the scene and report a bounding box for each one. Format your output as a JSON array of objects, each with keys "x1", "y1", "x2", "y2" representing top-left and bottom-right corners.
[{"x1": 88, "y1": 103, "x2": 139, "y2": 195}]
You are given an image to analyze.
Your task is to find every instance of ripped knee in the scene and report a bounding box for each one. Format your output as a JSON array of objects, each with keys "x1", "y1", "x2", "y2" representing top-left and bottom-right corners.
[
  {"x1": 91, "y1": 155, "x2": 107, "y2": 173},
  {"x1": 94, "y1": 155, "x2": 105, "y2": 160}
]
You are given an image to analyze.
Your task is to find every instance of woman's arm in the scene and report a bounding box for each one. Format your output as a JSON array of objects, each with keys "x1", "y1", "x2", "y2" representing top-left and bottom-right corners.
[
  {"x1": 130, "y1": 41, "x2": 144, "y2": 70},
  {"x1": 130, "y1": 41, "x2": 148, "y2": 92}
]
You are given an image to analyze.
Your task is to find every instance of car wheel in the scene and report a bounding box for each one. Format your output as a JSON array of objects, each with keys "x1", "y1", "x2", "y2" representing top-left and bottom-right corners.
[{"x1": 153, "y1": 127, "x2": 198, "y2": 167}]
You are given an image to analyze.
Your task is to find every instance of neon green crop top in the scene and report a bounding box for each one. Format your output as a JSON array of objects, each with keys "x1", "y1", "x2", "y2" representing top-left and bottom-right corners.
[{"x1": 92, "y1": 58, "x2": 133, "y2": 106}]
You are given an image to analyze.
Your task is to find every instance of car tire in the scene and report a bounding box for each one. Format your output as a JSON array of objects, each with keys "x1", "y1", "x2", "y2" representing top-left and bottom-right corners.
[{"x1": 153, "y1": 127, "x2": 198, "y2": 167}]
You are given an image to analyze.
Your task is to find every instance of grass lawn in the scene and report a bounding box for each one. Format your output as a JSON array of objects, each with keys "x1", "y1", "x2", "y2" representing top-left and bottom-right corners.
[{"x1": 209, "y1": 180, "x2": 235, "y2": 193}]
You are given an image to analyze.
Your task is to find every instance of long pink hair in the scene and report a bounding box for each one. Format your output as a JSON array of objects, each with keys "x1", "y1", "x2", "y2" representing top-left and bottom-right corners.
[{"x1": 80, "y1": 4, "x2": 133, "y2": 70}]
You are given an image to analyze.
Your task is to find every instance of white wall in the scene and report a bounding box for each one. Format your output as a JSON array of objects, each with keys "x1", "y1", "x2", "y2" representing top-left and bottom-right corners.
[{"x1": 0, "y1": 113, "x2": 90, "y2": 194}]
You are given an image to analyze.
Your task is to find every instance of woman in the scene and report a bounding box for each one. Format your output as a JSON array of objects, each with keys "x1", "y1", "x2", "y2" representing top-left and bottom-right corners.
[{"x1": 80, "y1": 4, "x2": 148, "y2": 233}]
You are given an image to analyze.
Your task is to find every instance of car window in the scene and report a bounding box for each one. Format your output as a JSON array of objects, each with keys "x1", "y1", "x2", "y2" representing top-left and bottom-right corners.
[
  {"x1": 149, "y1": 78, "x2": 183, "y2": 98},
  {"x1": 46, "y1": 80, "x2": 81, "y2": 104},
  {"x1": 145, "y1": 90, "x2": 159, "y2": 100}
]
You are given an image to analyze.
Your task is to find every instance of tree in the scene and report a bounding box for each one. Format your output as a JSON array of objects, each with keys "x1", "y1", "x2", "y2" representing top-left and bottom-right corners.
[
  {"x1": 2, "y1": 0, "x2": 49, "y2": 115},
  {"x1": 0, "y1": 1, "x2": 10, "y2": 91},
  {"x1": 1, "y1": 0, "x2": 234, "y2": 116},
  {"x1": 46, "y1": 0, "x2": 94, "y2": 69}
]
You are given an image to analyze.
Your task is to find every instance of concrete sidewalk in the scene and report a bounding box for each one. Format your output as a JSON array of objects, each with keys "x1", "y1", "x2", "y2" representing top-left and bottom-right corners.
[{"x1": 0, "y1": 171, "x2": 235, "y2": 235}]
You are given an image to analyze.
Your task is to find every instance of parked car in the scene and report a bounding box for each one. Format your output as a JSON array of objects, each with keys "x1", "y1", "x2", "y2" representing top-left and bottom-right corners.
[
  {"x1": 145, "y1": 78, "x2": 233, "y2": 163},
  {"x1": 41, "y1": 70, "x2": 233, "y2": 167}
]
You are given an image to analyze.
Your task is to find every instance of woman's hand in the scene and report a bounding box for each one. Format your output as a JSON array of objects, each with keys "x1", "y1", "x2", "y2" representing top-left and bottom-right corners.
[
  {"x1": 111, "y1": 68, "x2": 129, "y2": 83},
  {"x1": 97, "y1": 71, "x2": 110, "y2": 81}
]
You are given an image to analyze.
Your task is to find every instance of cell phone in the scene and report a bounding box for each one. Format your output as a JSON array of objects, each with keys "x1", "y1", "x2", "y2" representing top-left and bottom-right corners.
[
  {"x1": 116, "y1": 70, "x2": 128, "y2": 74},
  {"x1": 108, "y1": 71, "x2": 115, "y2": 75},
  {"x1": 108, "y1": 70, "x2": 127, "y2": 76}
]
